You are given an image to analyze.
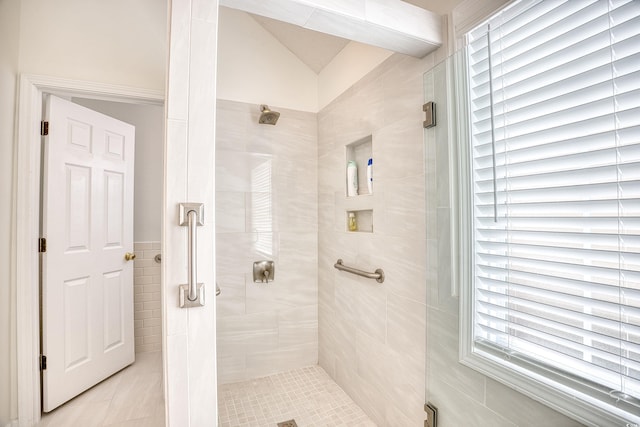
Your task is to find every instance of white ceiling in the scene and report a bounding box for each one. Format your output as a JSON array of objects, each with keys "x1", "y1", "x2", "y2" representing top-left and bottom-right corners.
[{"x1": 249, "y1": 0, "x2": 463, "y2": 73}]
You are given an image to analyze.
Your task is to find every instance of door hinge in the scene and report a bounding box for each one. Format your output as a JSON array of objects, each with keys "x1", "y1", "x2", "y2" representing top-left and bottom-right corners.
[
  {"x1": 425, "y1": 402, "x2": 438, "y2": 427},
  {"x1": 39, "y1": 237, "x2": 47, "y2": 253},
  {"x1": 423, "y1": 102, "x2": 436, "y2": 129},
  {"x1": 40, "y1": 355, "x2": 47, "y2": 371},
  {"x1": 41, "y1": 121, "x2": 49, "y2": 136}
]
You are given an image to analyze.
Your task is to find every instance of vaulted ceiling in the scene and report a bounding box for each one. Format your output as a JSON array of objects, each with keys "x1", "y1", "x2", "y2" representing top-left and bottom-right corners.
[{"x1": 234, "y1": 0, "x2": 465, "y2": 74}]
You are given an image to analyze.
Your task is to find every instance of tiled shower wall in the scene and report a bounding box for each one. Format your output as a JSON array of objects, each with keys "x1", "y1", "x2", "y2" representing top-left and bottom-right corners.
[
  {"x1": 133, "y1": 241, "x2": 162, "y2": 353},
  {"x1": 215, "y1": 99, "x2": 318, "y2": 384},
  {"x1": 317, "y1": 52, "x2": 432, "y2": 426}
]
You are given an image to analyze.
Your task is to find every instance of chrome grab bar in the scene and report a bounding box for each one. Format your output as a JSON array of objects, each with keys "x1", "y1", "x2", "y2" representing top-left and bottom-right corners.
[
  {"x1": 334, "y1": 259, "x2": 385, "y2": 283},
  {"x1": 187, "y1": 210, "x2": 198, "y2": 301},
  {"x1": 179, "y1": 203, "x2": 205, "y2": 308}
]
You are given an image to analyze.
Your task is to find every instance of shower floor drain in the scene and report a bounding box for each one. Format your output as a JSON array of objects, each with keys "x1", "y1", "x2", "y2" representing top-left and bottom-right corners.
[{"x1": 277, "y1": 420, "x2": 298, "y2": 427}]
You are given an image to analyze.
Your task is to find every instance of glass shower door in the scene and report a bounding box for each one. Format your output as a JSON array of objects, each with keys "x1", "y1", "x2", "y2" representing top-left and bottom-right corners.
[{"x1": 424, "y1": 51, "x2": 486, "y2": 426}]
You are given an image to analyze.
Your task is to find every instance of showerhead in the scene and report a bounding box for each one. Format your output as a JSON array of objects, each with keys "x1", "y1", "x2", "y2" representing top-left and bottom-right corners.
[{"x1": 259, "y1": 105, "x2": 280, "y2": 125}]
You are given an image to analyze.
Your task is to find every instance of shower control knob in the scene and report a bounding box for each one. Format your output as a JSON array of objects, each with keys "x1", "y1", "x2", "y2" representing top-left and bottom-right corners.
[{"x1": 124, "y1": 252, "x2": 136, "y2": 261}]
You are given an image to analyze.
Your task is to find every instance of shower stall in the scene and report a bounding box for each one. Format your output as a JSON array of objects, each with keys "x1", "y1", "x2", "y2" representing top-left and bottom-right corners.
[{"x1": 215, "y1": 49, "x2": 432, "y2": 426}]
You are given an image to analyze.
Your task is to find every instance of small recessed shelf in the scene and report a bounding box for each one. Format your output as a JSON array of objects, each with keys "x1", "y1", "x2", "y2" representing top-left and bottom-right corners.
[
  {"x1": 345, "y1": 135, "x2": 373, "y2": 232},
  {"x1": 345, "y1": 135, "x2": 372, "y2": 197},
  {"x1": 347, "y1": 209, "x2": 373, "y2": 233}
]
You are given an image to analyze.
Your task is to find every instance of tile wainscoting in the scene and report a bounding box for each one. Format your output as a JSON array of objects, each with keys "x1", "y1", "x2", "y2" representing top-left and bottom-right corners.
[{"x1": 133, "y1": 241, "x2": 162, "y2": 354}]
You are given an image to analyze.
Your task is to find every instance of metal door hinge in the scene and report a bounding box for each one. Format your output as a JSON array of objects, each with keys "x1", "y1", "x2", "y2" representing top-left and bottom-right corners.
[
  {"x1": 41, "y1": 121, "x2": 49, "y2": 136},
  {"x1": 40, "y1": 355, "x2": 47, "y2": 371},
  {"x1": 425, "y1": 402, "x2": 437, "y2": 427},
  {"x1": 39, "y1": 237, "x2": 47, "y2": 253},
  {"x1": 423, "y1": 102, "x2": 436, "y2": 129}
]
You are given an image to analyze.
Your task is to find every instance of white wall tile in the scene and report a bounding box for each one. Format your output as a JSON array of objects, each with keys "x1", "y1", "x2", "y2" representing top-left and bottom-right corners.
[
  {"x1": 386, "y1": 293, "x2": 425, "y2": 364},
  {"x1": 316, "y1": 52, "x2": 429, "y2": 426},
  {"x1": 278, "y1": 305, "x2": 318, "y2": 347},
  {"x1": 429, "y1": 375, "x2": 515, "y2": 427},
  {"x1": 485, "y1": 378, "x2": 586, "y2": 427},
  {"x1": 215, "y1": 191, "x2": 246, "y2": 233},
  {"x1": 215, "y1": 274, "x2": 246, "y2": 316},
  {"x1": 215, "y1": 99, "x2": 318, "y2": 383}
]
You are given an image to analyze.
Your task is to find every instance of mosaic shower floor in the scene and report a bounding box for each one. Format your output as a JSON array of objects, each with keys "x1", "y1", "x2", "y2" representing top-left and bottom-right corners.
[{"x1": 218, "y1": 366, "x2": 377, "y2": 427}]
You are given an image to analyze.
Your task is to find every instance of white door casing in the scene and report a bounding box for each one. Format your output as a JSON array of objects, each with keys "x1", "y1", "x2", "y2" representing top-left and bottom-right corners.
[{"x1": 41, "y1": 95, "x2": 135, "y2": 412}]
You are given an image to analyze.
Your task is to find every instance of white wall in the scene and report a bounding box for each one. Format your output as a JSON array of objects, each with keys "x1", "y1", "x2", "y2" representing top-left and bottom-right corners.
[
  {"x1": 0, "y1": 0, "x2": 21, "y2": 424},
  {"x1": 72, "y1": 99, "x2": 164, "y2": 242},
  {"x1": 18, "y1": 0, "x2": 166, "y2": 91},
  {"x1": 317, "y1": 42, "x2": 392, "y2": 110},
  {"x1": 217, "y1": 7, "x2": 318, "y2": 112}
]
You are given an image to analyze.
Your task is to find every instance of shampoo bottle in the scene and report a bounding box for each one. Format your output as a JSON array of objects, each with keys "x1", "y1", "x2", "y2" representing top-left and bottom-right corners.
[
  {"x1": 367, "y1": 158, "x2": 373, "y2": 194},
  {"x1": 347, "y1": 161, "x2": 358, "y2": 196}
]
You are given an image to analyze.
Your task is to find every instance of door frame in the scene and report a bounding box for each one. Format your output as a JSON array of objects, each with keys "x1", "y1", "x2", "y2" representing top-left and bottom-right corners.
[{"x1": 15, "y1": 74, "x2": 164, "y2": 426}]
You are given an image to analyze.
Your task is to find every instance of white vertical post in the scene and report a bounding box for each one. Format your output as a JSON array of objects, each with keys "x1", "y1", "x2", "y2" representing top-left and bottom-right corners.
[{"x1": 163, "y1": 0, "x2": 219, "y2": 424}]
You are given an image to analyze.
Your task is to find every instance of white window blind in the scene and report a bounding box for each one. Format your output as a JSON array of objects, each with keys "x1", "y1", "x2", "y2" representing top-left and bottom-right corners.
[{"x1": 464, "y1": 0, "x2": 640, "y2": 424}]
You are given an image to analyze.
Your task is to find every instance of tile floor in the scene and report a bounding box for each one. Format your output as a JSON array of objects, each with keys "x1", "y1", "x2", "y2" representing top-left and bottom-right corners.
[
  {"x1": 38, "y1": 351, "x2": 164, "y2": 427},
  {"x1": 218, "y1": 365, "x2": 377, "y2": 427},
  {"x1": 38, "y1": 356, "x2": 374, "y2": 426}
]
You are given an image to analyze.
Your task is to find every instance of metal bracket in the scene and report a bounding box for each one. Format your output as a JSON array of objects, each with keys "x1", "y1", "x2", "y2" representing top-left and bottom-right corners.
[
  {"x1": 425, "y1": 402, "x2": 438, "y2": 427},
  {"x1": 178, "y1": 202, "x2": 205, "y2": 308},
  {"x1": 179, "y1": 203, "x2": 204, "y2": 226},
  {"x1": 179, "y1": 283, "x2": 205, "y2": 308}
]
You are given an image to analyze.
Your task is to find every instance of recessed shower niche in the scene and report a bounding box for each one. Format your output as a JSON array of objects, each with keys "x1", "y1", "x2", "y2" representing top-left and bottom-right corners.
[
  {"x1": 345, "y1": 135, "x2": 372, "y2": 197},
  {"x1": 345, "y1": 136, "x2": 373, "y2": 232}
]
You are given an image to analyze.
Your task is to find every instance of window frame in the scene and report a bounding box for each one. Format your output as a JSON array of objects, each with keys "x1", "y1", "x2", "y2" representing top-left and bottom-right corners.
[{"x1": 453, "y1": 1, "x2": 640, "y2": 426}]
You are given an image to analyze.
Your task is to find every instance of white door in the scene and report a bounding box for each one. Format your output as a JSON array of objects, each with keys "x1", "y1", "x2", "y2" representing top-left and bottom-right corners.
[{"x1": 41, "y1": 95, "x2": 136, "y2": 412}]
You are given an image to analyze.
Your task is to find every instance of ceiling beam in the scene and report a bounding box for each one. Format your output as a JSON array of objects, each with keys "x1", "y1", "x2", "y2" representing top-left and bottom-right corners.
[{"x1": 219, "y1": 0, "x2": 442, "y2": 58}]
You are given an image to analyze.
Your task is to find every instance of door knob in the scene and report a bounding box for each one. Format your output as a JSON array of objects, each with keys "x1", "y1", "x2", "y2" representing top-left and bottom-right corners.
[{"x1": 124, "y1": 252, "x2": 136, "y2": 261}]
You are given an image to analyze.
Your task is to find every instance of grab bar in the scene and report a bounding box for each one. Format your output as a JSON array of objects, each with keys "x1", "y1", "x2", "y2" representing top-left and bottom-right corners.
[
  {"x1": 334, "y1": 259, "x2": 385, "y2": 283},
  {"x1": 187, "y1": 210, "x2": 198, "y2": 300},
  {"x1": 179, "y1": 203, "x2": 205, "y2": 308}
]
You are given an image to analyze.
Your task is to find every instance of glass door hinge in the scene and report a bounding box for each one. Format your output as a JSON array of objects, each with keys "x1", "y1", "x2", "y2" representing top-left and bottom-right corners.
[{"x1": 424, "y1": 402, "x2": 437, "y2": 427}]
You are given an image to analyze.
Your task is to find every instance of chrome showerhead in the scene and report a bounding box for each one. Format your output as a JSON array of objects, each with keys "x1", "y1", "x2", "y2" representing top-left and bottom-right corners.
[{"x1": 259, "y1": 105, "x2": 280, "y2": 125}]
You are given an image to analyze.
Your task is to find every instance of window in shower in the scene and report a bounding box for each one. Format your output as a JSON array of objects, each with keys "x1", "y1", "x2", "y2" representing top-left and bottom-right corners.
[{"x1": 458, "y1": 1, "x2": 640, "y2": 425}]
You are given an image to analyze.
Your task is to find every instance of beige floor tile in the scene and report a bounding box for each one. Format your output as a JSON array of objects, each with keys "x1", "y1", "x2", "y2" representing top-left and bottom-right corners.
[
  {"x1": 38, "y1": 352, "x2": 164, "y2": 427},
  {"x1": 218, "y1": 365, "x2": 376, "y2": 427},
  {"x1": 38, "y1": 400, "x2": 111, "y2": 427}
]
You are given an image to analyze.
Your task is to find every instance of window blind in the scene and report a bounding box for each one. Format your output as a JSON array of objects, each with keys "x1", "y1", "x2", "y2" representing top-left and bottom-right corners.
[{"x1": 466, "y1": 0, "x2": 640, "y2": 422}]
